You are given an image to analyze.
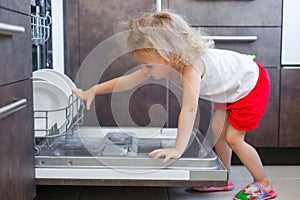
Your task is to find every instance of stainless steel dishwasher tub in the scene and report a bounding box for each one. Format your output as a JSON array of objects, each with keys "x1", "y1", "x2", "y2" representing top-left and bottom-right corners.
[{"x1": 35, "y1": 126, "x2": 228, "y2": 186}]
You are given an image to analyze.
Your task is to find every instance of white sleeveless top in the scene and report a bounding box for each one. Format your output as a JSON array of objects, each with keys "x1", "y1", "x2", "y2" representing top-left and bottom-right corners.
[{"x1": 198, "y1": 49, "x2": 259, "y2": 103}]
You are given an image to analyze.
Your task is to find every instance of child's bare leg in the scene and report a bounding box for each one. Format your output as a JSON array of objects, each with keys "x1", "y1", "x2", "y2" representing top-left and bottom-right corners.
[
  {"x1": 211, "y1": 110, "x2": 232, "y2": 184},
  {"x1": 225, "y1": 124, "x2": 272, "y2": 192}
]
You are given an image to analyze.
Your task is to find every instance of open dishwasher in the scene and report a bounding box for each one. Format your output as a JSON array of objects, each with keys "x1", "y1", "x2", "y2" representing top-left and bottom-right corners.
[{"x1": 34, "y1": 96, "x2": 228, "y2": 187}]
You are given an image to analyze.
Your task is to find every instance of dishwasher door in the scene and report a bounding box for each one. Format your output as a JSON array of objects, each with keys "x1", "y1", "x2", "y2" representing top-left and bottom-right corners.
[{"x1": 35, "y1": 126, "x2": 228, "y2": 187}]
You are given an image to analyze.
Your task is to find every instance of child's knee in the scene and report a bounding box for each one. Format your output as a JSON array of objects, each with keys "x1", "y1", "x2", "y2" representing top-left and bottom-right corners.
[
  {"x1": 225, "y1": 125, "x2": 246, "y2": 150},
  {"x1": 226, "y1": 134, "x2": 238, "y2": 150}
]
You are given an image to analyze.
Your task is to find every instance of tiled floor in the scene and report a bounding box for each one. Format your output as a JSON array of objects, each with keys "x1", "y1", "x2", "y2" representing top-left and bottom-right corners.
[{"x1": 34, "y1": 165, "x2": 300, "y2": 200}]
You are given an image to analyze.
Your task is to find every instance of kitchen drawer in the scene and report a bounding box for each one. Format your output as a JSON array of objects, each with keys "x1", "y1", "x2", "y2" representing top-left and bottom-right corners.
[
  {"x1": 0, "y1": 0, "x2": 30, "y2": 15},
  {"x1": 0, "y1": 8, "x2": 32, "y2": 86},
  {"x1": 169, "y1": 0, "x2": 282, "y2": 26},
  {"x1": 201, "y1": 27, "x2": 281, "y2": 67},
  {"x1": 279, "y1": 68, "x2": 300, "y2": 147},
  {"x1": 0, "y1": 80, "x2": 35, "y2": 200}
]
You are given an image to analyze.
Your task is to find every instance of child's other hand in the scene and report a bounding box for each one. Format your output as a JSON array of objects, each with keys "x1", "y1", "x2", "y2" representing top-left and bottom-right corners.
[
  {"x1": 149, "y1": 148, "x2": 181, "y2": 163},
  {"x1": 72, "y1": 86, "x2": 96, "y2": 110}
]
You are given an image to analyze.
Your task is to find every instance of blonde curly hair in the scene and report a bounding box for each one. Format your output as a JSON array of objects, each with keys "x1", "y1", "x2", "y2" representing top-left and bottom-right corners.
[{"x1": 123, "y1": 10, "x2": 214, "y2": 71}]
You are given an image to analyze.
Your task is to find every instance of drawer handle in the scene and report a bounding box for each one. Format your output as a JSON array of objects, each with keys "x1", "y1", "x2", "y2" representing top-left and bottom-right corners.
[
  {"x1": 203, "y1": 36, "x2": 257, "y2": 42},
  {"x1": 282, "y1": 67, "x2": 300, "y2": 69},
  {"x1": 0, "y1": 22, "x2": 25, "y2": 35},
  {"x1": 0, "y1": 99, "x2": 27, "y2": 120}
]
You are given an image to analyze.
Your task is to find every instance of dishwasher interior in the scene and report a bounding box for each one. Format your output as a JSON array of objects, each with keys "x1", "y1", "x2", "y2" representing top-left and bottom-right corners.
[{"x1": 34, "y1": 97, "x2": 228, "y2": 187}]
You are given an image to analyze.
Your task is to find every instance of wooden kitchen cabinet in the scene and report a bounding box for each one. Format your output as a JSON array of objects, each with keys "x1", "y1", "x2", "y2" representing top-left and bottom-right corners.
[
  {"x1": 64, "y1": 0, "x2": 166, "y2": 126},
  {"x1": 0, "y1": 8, "x2": 32, "y2": 86},
  {"x1": 279, "y1": 68, "x2": 300, "y2": 147},
  {"x1": 0, "y1": 0, "x2": 35, "y2": 199},
  {"x1": 167, "y1": 0, "x2": 282, "y2": 67},
  {"x1": 64, "y1": 0, "x2": 283, "y2": 148},
  {"x1": 201, "y1": 27, "x2": 281, "y2": 67},
  {"x1": 0, "y1": 80, "x2": 35, "y2": 200},
  {"x1": 166, "y1": 0, "x2": 282, "y2": 147},
  {"x1": 0, "y1": 0, "x2": 30, "y2": 15},
  {"x1": 245, "y1": 68, "x2": 280, "y2": 147},
  {"x1": 168, "y1": 0, "x2": 282, "y2": 27},
  {"x1": 168, "y1": 0, "x2": 282, "y2": 67}
]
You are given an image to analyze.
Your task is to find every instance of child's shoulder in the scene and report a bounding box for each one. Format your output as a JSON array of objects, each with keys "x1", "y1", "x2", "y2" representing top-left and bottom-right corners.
[
  {"x1": 205, "y1": 48, "x2": 239, "y2": 55},
  {"x1": 203, "y1": 48, "x2": 246, "y2": 60}
]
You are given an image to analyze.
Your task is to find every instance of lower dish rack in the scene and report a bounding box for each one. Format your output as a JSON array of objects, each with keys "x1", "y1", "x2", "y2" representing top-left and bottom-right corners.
[{"x1": 34, "y1": 94, "x2": 84, "y2": 155}]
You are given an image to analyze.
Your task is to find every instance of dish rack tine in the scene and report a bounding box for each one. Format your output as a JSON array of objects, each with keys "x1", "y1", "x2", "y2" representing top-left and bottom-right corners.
[
  {"x1": 34, "y1": 94, "x2": 85, "y2": 148},
  {"x1": 31, "y1": 11, "x2": 52, "y2": 46}
]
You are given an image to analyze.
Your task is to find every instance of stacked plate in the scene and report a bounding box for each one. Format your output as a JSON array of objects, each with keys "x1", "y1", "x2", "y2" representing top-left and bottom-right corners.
[{"x1": 33, "y1": 69, "x2": 78, "y2": 137}]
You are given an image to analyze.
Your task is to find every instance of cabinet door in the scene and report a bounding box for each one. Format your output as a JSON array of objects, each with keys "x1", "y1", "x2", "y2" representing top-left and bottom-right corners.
[
  {"x1": 169, "y1": 0, "x2": 282, "y2": 26},
  {"x1": 0, "y1": 80, "x2": 35, "y2": 200},
  {"x1": 279, "y1": 68, "x2": 300, "y2": 147},
  {"x1": 201, "y1": 27, "x2": 281, "y2": 67},
  {"x1": 0, "y1": 0, "x2": 30, "y2": 15},
  {"x1": 245, "y1": 68, "x2": 280, "y2": 147},
  {"x1": 0, "y1": 8, "x2": 32, "y2": 86}
]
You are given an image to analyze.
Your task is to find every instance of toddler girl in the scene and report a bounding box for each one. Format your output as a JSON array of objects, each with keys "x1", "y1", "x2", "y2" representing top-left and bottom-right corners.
[{"x1": 73, "y1": 11, "x2": 277, "y2": 200}]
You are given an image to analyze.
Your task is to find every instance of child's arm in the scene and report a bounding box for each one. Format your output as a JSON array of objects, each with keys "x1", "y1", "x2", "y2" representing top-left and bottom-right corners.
[
  {"x1": 149, "y1": 66, "x2": 201, "y2": 162},
  {"x1": 72, "y1": 68, "x2": 150, "y2": 110}
]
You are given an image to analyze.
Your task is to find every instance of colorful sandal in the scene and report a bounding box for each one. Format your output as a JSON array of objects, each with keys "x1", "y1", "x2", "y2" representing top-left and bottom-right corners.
[
  {"x1": 234, "y1": 182, "x2": 277, "y2": 200},
  {"x1": 192, "y1": 183, "x2": 235, "y2": 192}
]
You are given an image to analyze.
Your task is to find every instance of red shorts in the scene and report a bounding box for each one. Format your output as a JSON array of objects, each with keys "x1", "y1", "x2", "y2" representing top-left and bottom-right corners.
[{"x1": 213, "y1": 62, "x2": 270, "y2": 132}]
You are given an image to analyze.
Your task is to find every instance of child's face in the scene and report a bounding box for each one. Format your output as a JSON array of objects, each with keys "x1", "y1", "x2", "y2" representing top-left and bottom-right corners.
[{"x1": 134, "y1": 51, "x2": 170, "y2": 80}]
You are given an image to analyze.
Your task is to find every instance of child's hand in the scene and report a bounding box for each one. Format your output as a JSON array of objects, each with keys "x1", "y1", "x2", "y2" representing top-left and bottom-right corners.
[
  {"x1": 72, "y1": 86, "x2": 96, "y2": 110},
  {"x1": 149, "y1": 148, "x2": 181, "y2": 163}
]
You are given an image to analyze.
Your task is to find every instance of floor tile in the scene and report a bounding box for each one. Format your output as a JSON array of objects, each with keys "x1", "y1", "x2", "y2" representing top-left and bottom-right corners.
[
  {"x1": 230, "y1": 165, "x2": 252, "y2": 180},
  {"x1": 270, "y1": 178, "x2": 300, "y2": 199},
  {"x1": 168, "y1": 166, "x2": 300, "y2": 200},
  {"x1": 167, "y1": 179, "x2": 250, "y2": 200},
  {"x1": 167, "y1": 186, "x2": 234, "y2": 200},
  {"x1": 264, "y1": 165, "x2": 300, "y2": 179}
]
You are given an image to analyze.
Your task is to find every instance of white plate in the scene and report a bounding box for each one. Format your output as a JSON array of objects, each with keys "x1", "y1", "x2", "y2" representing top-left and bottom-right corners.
[
  {"x1": 37, "y1": 69, "x2": 77, "y2": 90},
  {"x1": 33, "y1": 81, "x2": 69, "y2": 137},
  {"x1": 33, "y1": 70, "x2": 72, "y2": 97},
  {"x1": 33, "y1": 69, "x2": 79, "y2": 118}
]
